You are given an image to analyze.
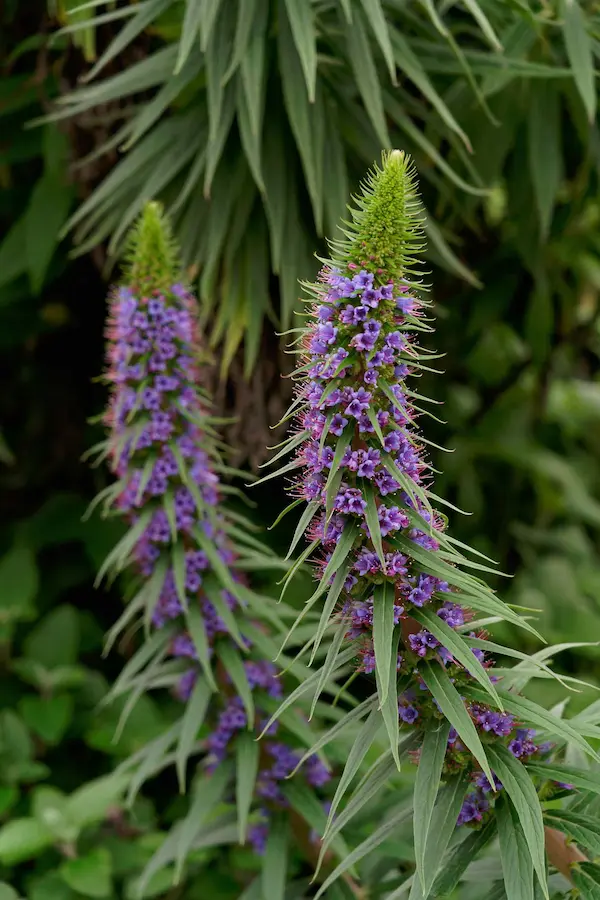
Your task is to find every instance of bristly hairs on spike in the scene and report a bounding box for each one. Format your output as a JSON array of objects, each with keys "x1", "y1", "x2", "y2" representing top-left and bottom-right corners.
[
  {"x1": 264, "y1": 150, "x2": 598, "y2": 897},
  {"x1": 90, "y1": 201, "x2": 355, "y2": 890}
]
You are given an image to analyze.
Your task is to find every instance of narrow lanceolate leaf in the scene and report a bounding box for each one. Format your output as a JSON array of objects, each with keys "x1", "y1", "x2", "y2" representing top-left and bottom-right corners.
[
  {"x1": 421, "y1": 663, "x2": 494, "y2": 787},
  {"x1": 175, "y1": 677, "x2": 212, "y2": 792},
  {"x1": 364, "y1": 483, "x2": 386, "y2": 571},
  {"x1": 372, "y1": 581, "x2": 396, "y2": 705},
  {"x1": 413, "y1": 607, "x2": 502, "y2": 708},
  {"x1": 236, "y1": 732, "x2": 259, "y2": 844},
  {"x1": 561, "y1": 0, "x2": 596, "y2": 122},
  {"x1": 486, "y1": 745, "x2": 548, "y2": 898},
  {"x1": 174, "y1": 764, "x2": 233, "y2": 881},
  {"x1": 526, "y1": 761, "x2": 600, "y2": 796},
  {"x1": 413, "y1": 722, "x2": 451, "y2": 894},
  {"x1": 262, "y1": 814, "x2": 289, "y2": 900},
  {"x1": 570, "y1": 862, "x2": 600, "y2": 900},
  {"x1": 426, "y1": 819, "x2": 497, "y2": 898},
  {"x1": 377, "y1": 636, "x2": 403, "y2": 770},
  {"x1": 464, "y1": 685, "x2": 599, "y2": 762},
  {"x1": 497, "y1": 796, "x2": 535, "y2": 900},
  {"x1": 409, "y1": 771, "x2": 470, "y2": 900},
  {"x1": 528, "y1": 82, "x2": 562, "y2": 239},
  {"x1": 342, "y1": 6, "x2": 390, "y2": 149},
  {"x1": 283, "y1": 0, "x2": 317, "y2": 102},
  {"x1": 314, "y1": 804, "x2": 414, "y2": 898}
]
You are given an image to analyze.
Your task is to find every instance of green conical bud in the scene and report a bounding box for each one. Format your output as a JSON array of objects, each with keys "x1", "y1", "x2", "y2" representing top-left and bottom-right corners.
[
  {"x1": 336, "y1": 149, "x2": 426, "y2": 286},
  {"x1": 122, "y1": 201, "x2": 181, "y2": 292}
]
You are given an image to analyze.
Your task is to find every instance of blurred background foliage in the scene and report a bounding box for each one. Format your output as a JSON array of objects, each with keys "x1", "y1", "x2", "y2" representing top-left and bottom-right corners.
[{"x1": 1, "y1": 0, "x2": 600, "y2": 896}]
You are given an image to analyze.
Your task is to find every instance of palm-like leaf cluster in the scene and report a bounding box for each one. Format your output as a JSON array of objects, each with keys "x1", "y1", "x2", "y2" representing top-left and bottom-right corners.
[{"x1": 51, "y1": 0, "x2": 598, "y2": 377}]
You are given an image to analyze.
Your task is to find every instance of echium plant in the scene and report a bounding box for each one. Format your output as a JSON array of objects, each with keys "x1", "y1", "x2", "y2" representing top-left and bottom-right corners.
[
  {"x1": 89, "y1": 203, "x2": 353, "y2": 895},
  {"x1": 264, "y1": 152, "x2": 600, "y2": 898}
]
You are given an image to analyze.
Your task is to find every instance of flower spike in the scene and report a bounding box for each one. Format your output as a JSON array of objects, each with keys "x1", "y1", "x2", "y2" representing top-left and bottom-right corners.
[
  {"x1": 269, "y1": 152, "x2": 598, "y2": 898},
  {"x1": 91, "y1": 203, "x2": 353, "y2": 890}
]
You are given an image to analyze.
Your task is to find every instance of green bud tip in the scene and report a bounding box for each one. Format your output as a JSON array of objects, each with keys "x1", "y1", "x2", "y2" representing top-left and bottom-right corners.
[
  {"x1": 342, "y1": 149, "x2": 426, "y2": 286},
  {"x1": 122, "y1": 201, "x2": 181, "y2": 293}
]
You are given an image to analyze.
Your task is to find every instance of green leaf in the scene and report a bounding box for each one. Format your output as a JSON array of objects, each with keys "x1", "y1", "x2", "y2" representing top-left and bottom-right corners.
[
  {"x1": 461, "y1": 0, "x2": 502, "y2": 51},
  {"x1": 185, "y1": 604, "x2": 217, "y2": 690},
  {"x1": 176, "y1": 0, "x2": 206, "y2": 71},
  {"x1": 60, "y1": 848, "x2": 112, "y2": 898},
  {"x1": 570, "y1": 862, "x2": 600, "y2": 899},
  {"x1": 19, "y1": 694, "x2": 73, "y2": 744},
  {"x1": 0, "y1": 543, "x2": 38, "y2": 623},
  {"x1": 0, "y1": 818, "x2": 53, "y2": 865},
  {"x1": 65, "y1": 775, "x2": 128, "y2": 829},
  {"x1": 240, "y1": 2, "x2": 268, "y2": 140},
  {"x1": 283, "y1": 0, "x2": 317, "y2": 102},
  {"x1": 218, "y1": 641, "x2": 254, "y2": 728},
  {"x1": 527, "y1": 761, "x2": 600, "y2": 795},
  {"x1": 465, "y1": 685, "x2": 599, "y2": 762},
  {"x1": 561, "y1": 0, "x2": 596, "y2": 122},
  {"x1": 262, "y1": 813, "x2": 288, "y2": 900},
  {"x1": 486, "y1": 745, "x2": 547, "y2": 898},
  {"x1": 430, "y1": 820, "x2": 498, "y2": 897},
  {"x1": 174, "y1": 765, "x2": 233, "y2": 881},
  {"x1": 409, "y1": 772, "x2": 470, "y2": 900},
  {"x1": 544, "y1": 810, "x2": 600, "y2": 857},
  {"x1": 314, "y1": 804, "x2": 413, "y2": 898},
  {"x1": 24, "y1": 604, "x2": 80, "y2": 668},
  {"x1": 81, "y1": 0, "x2": 172, "y2": 82},
  {"x1": 199, "y1": 0, "x2": 224, "y2": 51},
  {"x1": 421, "y1": 662, "x2": 494, "y2": 787},
  {"x1": 413, "y1": 722, "x2": 451, "y2": 894},
  {"x1": 322, "y1": 704, "x2": 381, "y2": 834},
  {"x1": 377, "y1": 636, "x2": 402, "y2": 769},
  {"x1": 278, "y1": 0, "x2": 323, "y2": 231},
  {"x1": 175, "y1": 676, "x2": 212, "y2": 792},
  {"x1": 283, "y1": 781, "x2": 351, "y2": 863},
  {"x1": 236, "y1": 732, "x2": 259, "y2": 844},
  {"x1": 372, "y1": 581, "x2": 395, "y2": 705},
  {"x1": 342, "y1": 6, "x2": 390, "y2": 149},
  {"x1": 528, "y1": 82, "x2": 561, "y2": 239},
  {"x1": 412, "y1": 607, "x2": 502, "y2": 708},
  {"x1": 359, "y1": 0, "x2": 396, "y2": 84},
  {"x1": 497, "y1": 796, "x2": 534, "y2": 900}
]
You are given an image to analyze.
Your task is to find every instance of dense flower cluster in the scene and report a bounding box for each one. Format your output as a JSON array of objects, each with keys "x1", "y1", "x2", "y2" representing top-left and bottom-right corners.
[
  {"x1": 288, "y1": 165, "x2": 557, "y2": 827},
  {"x1": 104, "y1": 273, "x2": 330, "y2": 849}
]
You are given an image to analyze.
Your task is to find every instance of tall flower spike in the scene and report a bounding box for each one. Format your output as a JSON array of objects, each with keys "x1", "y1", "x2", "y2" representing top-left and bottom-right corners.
[
  {"x1": 264, "y1": 152, "x2": 598, "y2": 898},
  {"x1": 91, "y1": 203, "x2": 348, "y2": 894}
]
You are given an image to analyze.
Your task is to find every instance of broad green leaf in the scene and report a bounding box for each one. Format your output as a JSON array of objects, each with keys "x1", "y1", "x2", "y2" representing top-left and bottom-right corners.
[
  {"x1": 25, "y1": 173, "x2": 73, "y2": 294},
  {"x1": 561, "y1": 0, "x2": 596, "y2": 121},
  {"x1": 413, "y1": 722, "x2": 451, "y2": 894},
  {"x1": 262, "y1": 814, "x2": 288, "y2": 900},
  {"x1": 544, "y1": 810, "x2": 600, "y2": 858},
  {"x1": 0, "y1": 818, "x2": 53, "y2": 865},
  {"x1": 0, "y1": 543, "x2": 38, "y2": 623},
  {"x1": 60, "y1": 848, "x2": 112, "y2": 899},
  {"x1": 372, "y1": 581, "x2": 395, "y2": 705},
  {"x1": 570, "y1": 862, "x2": 600, "y2": 899},
  {"x1": 497, "y1": 796, "x2": 534, "y2": 900},
  {"x1": 284, "y1": 0, "x2": 317, "y2": 102},
  {"x1": 421, "y1": 662, "x2": 494, "y2": 787},
  {"x1": 486, "y1": 745, "x2": 547, "y2": 898},
  {"x1": 236, "y1": 732, "x2": 259, "y2": 844},
  {"x1": 66, "y1": 775, "x2": 128, "y2": 830}
]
